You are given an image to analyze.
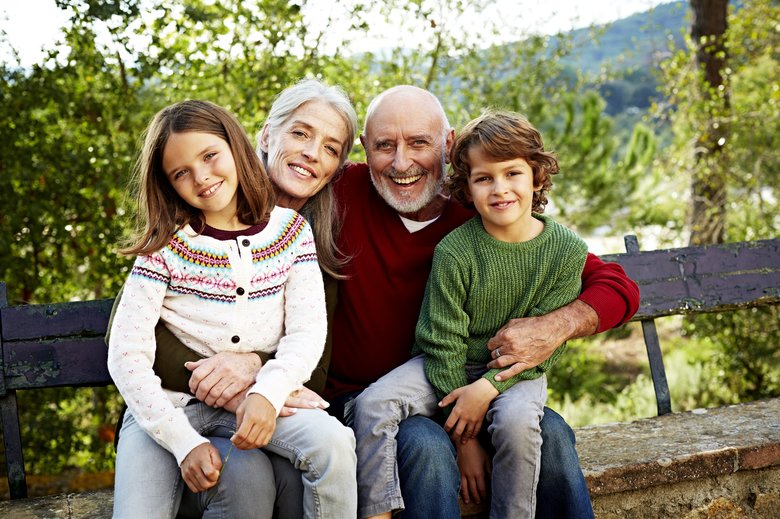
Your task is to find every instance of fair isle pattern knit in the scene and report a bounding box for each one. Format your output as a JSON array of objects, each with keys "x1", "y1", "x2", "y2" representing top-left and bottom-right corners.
[
  {"x1": 107, "y1": 206, "x2": 327, "y2": 464},
  {"x1": 412, "y1": 214, "x2": 588, "y2": 399}
]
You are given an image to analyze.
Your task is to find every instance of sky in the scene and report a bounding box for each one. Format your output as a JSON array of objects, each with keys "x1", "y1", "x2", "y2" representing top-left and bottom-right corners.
[{"x1": 1, "y1": 0, "x2": 674, "y2": 68}]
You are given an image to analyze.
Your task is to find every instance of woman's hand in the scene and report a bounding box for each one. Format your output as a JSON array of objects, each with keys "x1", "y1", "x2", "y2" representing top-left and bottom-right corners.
[
  {"x1": 440, "y1": 378, "x2": 498, "y2": 443},
  {"x1": 180, "y1": 442, "x2": 222, "y2": 493},
  {"x1": 456, "y1": 439, "x2": 492, "y2": 505},
  {"x1": 231, "y1": 393, "x2": 277, "y2": 450},
  {"x1": 185, "y1": 352, "x2": 263, "y2": 407},
  {"x1": 278, "y1": 386, "x2": 329, "y2": 417}
]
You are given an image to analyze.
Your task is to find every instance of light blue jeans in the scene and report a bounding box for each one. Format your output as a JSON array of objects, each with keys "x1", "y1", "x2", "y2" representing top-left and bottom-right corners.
[
  {"x1": 113, "y1": 402, "x2": 357, "y2": 519},
  {"x1": 354, "y1": 355, "x2": 546, "y2": 518}
]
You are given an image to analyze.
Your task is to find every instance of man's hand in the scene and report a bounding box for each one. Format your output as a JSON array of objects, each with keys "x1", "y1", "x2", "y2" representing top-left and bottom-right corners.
[
  {"x1": 231, "y1": 393, "x2": 277, "y2": 450},
  {"x1": 456, "y1": 438, "x2": 492, "y2": 505},
  {"x1": 486, "y1": 299, "x2": 598, "y2": 382},
  {"x1": 440, "y1": 378, "x2": 498, "y2": 443},
  {"x1": 185, "y1": 352, "x2": 263, "y2": 407},
  {"x1": 180, "y1": 442, "x2": 222, "y2": 493}
]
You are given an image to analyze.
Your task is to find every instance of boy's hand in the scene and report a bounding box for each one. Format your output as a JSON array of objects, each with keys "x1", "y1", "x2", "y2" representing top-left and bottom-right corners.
[
  {"x1": 180, "y1": 442, "x2": 222, "y2": 493},
  {"x1": 456, "y1": 439, "x2": 492, "y2": 505},
  {"x1": 440, "y1": 378, "x2": 498, "y2": 443},
  {"x1": 232, "y1": 393, "x2": 277, "y2": 449}
]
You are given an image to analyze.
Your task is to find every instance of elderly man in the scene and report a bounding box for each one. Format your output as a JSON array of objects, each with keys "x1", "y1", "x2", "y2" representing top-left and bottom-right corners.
[{"x1": 181, "y1": 85, "x2": 639, "y2": 518}]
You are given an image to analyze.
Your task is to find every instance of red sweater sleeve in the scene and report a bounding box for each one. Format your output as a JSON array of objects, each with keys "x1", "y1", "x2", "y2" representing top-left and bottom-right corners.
[{"x1": 579, "y1": 252, "x2": 640, "y2": 333}]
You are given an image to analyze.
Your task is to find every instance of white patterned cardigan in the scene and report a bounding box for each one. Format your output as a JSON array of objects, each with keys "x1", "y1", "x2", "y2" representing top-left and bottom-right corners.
[{"x1": 107, "y1": 206, "x2": 327, "y2": 464}]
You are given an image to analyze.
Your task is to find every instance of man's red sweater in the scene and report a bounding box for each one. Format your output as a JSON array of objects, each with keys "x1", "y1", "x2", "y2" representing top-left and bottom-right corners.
[{"x1": 324, "y1": 163, "x2": 639, "y2": 401}]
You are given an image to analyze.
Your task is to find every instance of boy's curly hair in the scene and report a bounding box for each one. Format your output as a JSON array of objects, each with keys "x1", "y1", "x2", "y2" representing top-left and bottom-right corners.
[{"x1": 447, "y1": 109, "x2": 559, "y2": 213}]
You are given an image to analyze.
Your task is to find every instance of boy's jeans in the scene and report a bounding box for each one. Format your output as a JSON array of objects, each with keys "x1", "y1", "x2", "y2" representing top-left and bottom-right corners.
[{"x1": 353, "y1": 355, "x2": 546, "y2": 518}]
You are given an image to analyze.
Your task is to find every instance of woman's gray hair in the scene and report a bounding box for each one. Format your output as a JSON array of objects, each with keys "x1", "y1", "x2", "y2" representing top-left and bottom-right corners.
[
  {"x1": 260, "y1": 78, "x2": 357, "y2": 279},
  {"x1": 260, "y1": 78, "x2": 358, "y2": 166}
]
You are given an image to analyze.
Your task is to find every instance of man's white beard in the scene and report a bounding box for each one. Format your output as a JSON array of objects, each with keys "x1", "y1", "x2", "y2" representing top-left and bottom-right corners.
[{"x1": 370, "y1": 165, "x2": 444, "y2": 215}]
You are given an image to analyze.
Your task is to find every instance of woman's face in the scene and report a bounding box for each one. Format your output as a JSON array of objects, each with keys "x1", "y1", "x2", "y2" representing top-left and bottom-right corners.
[{"x1": 260, "y1": 100, "x2": 350, "y2": 211}]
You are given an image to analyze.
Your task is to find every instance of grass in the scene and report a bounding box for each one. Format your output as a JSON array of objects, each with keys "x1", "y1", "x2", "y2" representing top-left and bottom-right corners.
[{"x1": 547, "y1": 316, "x2": 744, "y2": 427}]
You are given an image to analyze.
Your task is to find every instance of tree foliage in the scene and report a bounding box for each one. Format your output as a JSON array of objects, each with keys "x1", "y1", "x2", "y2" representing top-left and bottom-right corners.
[
  {"x1": 5, "y1": 0, "x2": 774, "y2": 478},
  {"x1": 655, "y1": 0, "x2": 780, "y2": 408},
  {"x1": 654, "y1": 0, "x2": 779, "y2": 244}
]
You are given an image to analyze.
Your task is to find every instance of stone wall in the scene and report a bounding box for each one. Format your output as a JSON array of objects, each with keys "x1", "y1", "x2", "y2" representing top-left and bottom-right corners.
[{"x1": 2, "y1": 398, "x2": 779, "y2": 518}]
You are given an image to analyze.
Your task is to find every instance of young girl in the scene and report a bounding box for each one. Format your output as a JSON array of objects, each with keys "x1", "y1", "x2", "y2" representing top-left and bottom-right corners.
[{"x1": 108, "y1": 100, "x2": 356, "y2": 519}]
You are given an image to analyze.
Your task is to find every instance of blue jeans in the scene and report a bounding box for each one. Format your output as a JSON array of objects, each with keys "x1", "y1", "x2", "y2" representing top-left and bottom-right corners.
[
  {"x1": 395, "y1": 416, "x2": 461, "y2": 519},
  {"x1": 115, "y1": 403, "x2": 357, "y2": 519},
  {"x1": 331, "y1": 392, "x2": 593, "y2": 519},
  {"x1": 114, "y1": 410, "x2": 276, "y2": 519},
  {"x1": 354, "y1": 355, "x2": 546, "y2": 517},
  {"x1": 536, "y1": 408, "x2": 595, "y2": 519}
]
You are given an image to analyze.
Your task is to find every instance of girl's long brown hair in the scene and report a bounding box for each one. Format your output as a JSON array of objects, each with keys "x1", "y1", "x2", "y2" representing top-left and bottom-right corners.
[{"x1": 122, "y1": 100, "x2": 275, "y2": 256}]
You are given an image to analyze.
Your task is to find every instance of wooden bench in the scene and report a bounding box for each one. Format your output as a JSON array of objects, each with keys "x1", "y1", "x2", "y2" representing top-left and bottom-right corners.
[{"x1": 1, "y1": 237, "x2": 779, "y2": 515}]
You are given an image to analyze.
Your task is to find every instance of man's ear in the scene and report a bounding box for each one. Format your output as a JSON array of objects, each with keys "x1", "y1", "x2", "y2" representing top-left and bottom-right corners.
[
  {"x1": 258, "y1": 123, "x2": 271, "y2": 152},
  {"x1": 359, "y1": 134, "x2": 368, "y2": 152},
  {"x1": 443, "y1": 128, "x2": 455, "y2": 163}
]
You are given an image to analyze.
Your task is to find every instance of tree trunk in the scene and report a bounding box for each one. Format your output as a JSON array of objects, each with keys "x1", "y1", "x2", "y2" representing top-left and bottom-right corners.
[{"x1": 688, "y1": 0, "x2": 729, "y2": 246}]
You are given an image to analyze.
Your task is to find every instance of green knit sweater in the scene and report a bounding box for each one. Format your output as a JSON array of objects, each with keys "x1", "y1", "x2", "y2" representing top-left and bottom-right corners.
[{"x1": 412, "y1": 214, "x2": 588, "y2": 398}]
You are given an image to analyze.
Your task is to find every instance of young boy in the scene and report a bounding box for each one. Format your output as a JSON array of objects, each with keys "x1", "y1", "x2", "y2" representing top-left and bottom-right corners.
[{"x1": 353, "y1": 110, "x2": 588, "y2": 519}]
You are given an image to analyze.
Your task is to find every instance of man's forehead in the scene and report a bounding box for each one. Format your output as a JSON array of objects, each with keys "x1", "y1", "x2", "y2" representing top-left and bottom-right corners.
[
  {"x1": 366, "y1": 106, "x2": 441, "y2": 141},
  {"x1": 366, "y1": 87, "x2": 445, "y2": 133}
]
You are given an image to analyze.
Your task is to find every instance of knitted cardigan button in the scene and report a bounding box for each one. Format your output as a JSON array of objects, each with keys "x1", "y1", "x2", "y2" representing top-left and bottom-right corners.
[
  {"x1": 241, "y1": 239, "x2": 250, "y2": 247},
  {"x1": 236, "y1": 287, "x2": 245, "y2": 296},
  {"x1": 231, "y1": 335, "x2": 240, "y2": 343}
]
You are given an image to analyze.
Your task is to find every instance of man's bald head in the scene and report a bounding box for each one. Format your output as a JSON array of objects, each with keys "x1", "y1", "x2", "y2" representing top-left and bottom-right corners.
[
  {"x1": 360, "y1": 85, "x2": 455, "y2": 220},
  {"x1": 364, "y1": 85, "x2": 450, "y2": 135}
]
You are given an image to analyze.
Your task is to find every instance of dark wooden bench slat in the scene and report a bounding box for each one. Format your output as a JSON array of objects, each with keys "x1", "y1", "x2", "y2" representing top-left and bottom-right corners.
[
  {"x1": 0, "y1": 299, "x2": 114, "y2": 342},
  {"x1": 603, "y1": 238, "x2": 780, "y2": 280},
  {"x1": 604, "y1": 238, "x2": 780, "y2": 321},
  {"x1": 3, "y1": 337, "x2": 112, "y2": 390},
  {"x1": 631, "y1": 272, "x2": 780, "y2": 319}
]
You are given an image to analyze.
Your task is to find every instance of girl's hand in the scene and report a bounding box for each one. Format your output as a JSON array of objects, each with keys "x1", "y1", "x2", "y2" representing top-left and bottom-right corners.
[
  {"x1": 456, "y1": 439, "x2": 492, "y2": 505},
  {"x1": 232, "y1": 393, "x2": 277, "y2": 449},
  {"x1": 180, "y1": 442, "x2": 222, "y2": 493},
  {"x1": 440, "y1": 378, "x2": 498, "y2": 443}
]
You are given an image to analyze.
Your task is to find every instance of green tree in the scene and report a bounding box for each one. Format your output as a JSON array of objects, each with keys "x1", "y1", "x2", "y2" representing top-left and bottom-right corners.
[
  {"x1": 656, "y1": 0, "x2": 780, "y2": 403},
  {"x1": 688, "y1": 0, "x2": 729, "y2": 246}
]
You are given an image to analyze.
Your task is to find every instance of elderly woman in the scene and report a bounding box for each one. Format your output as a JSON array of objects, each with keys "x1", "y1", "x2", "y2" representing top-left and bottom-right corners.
[{"x1": 111, "y1": 78, "x2": 358, "y2": 519}]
